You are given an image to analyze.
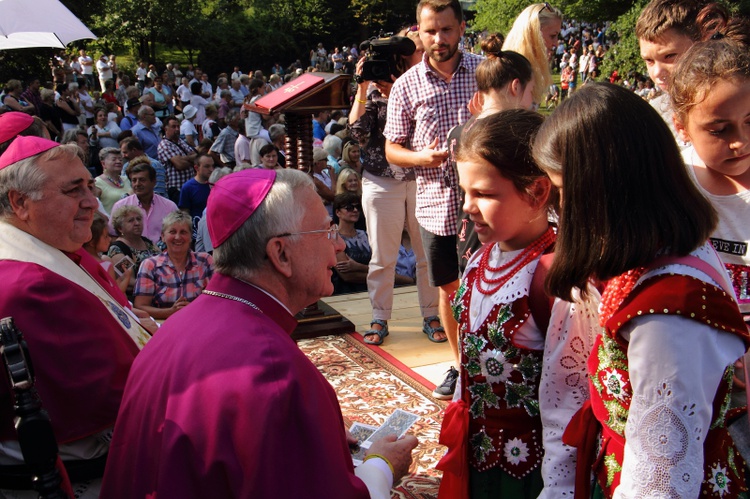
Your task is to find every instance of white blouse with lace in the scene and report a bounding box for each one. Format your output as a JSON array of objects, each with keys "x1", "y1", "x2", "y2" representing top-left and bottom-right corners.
[{"x1": 614, "y1": 244, "x2": 746, "y2": 498}]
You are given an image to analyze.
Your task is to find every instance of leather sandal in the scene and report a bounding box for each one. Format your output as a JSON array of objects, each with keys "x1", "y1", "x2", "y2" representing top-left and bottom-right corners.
[
  {"x1": 423, "y1": 316, "x2": 447, "y2": 343},
  {"x1": 363, "y1": 319, "x2": 389, "y2": 345}
]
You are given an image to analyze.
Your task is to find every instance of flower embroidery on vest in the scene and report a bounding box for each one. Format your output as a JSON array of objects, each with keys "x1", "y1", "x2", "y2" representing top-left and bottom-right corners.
[
  {"x1": 479, "y1": 349, "x2": 512, "y2": 384},
  {"x1": 709, "y1": 464, "x2": 732, "y2": 497},
  {"x1": 504, "y1": 437, "x2": 530, "y2": 466}
]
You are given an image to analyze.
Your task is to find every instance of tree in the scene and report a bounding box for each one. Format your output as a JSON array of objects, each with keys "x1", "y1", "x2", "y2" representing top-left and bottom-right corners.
[
  {"x1": 470, "y1": 0, "x2": 532, "y2": 35},
  {"x1": 599, "y1": 0, "x2": 649, "y2": 82}
]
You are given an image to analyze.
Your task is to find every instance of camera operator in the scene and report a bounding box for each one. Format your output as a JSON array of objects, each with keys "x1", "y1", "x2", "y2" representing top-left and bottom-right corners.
[{"x1": 348, "y1": 27, "x2": 442, "y2": 348}]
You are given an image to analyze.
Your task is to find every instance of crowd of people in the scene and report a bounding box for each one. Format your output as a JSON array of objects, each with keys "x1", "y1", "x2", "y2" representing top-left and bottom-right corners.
[{"x1": 0, "y1": 0, "x2": 748, "y2": 497}]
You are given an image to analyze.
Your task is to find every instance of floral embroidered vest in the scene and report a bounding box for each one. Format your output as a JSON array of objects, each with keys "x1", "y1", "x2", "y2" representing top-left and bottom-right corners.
[
  {"x1": 452, "y1": 266, "x2": 544, "y2": 477},
  {"x1": 590, "y1": 273, "x2": 750, "y2": 498}
]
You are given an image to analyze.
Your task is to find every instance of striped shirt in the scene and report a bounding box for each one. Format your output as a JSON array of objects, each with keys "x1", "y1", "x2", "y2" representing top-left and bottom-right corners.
[{"x1": 384, "y1": 51, "x2": 482, "y2": 236}]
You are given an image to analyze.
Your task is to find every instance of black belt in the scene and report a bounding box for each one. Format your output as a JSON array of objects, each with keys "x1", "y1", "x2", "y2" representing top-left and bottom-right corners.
[{"x1": 0, "y1": 453, "x2": 107, "y2": 490}]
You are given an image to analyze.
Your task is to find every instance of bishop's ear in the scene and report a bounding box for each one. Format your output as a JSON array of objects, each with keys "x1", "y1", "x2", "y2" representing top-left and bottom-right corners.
[{"x1": 265, "y1": 237, "x2": 293, "y2": 278}]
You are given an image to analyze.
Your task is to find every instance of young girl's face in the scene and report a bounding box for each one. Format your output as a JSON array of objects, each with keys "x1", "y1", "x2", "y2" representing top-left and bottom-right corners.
[
  {"x1": 95, "y1": 231, "x2": 112, "y2": 254},
  {"x1": 459, "y1": 155, "x2": 546, "y2": 251},
  {"x1": 677, "y1": 79, "x2": 750, "y2": 177},
  {"x1": 518, "y1": 79, "x2": 535, "y2": 110}
]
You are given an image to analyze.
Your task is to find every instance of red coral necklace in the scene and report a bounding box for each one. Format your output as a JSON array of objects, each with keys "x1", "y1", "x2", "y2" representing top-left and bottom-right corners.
[{"x1": 475, "y1": 226, "x2": 556, "y2": 295}]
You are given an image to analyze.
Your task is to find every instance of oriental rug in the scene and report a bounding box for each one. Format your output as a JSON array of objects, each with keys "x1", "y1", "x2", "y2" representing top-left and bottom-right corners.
[{"x1": 298, "y1": 333, "x2": 447, "y2": 499}]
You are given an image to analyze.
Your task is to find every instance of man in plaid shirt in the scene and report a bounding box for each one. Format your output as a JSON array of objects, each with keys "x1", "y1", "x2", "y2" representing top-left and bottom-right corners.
[
  {"x1": 158, "y1": 116, "x2": 198, "y2": 204},
  {"x1": 383, "y1": 0, "x2": 481, "y2": 399}
]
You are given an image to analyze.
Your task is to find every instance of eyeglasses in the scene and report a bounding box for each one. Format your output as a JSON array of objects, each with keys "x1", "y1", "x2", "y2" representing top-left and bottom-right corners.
[
  {"x1": 275, "y1": 224, "x2": 340, "y2": 240},
  {"x1": 342, "y1": 203, "x2": 360, "y2": 211}
]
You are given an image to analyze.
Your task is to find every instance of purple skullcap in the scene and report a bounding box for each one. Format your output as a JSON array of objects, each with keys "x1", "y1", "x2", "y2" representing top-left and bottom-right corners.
[
  {"x1": 207, "y1": 168, "x2": 277, "y2": 247},
  {"x1": 0, "y1": 112, "x2": 34, "y2": 144},
  {"x1": 0, "y1": 136, "x2": 59, "y2": 171}
]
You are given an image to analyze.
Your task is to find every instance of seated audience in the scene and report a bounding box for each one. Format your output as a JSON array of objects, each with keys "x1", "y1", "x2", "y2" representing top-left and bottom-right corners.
[
  {"x1": 332, "y1": 193, "x2": 413, "y2": 295},
  {"x1": 111, "y1": 156, "x2": 178, "y2": 243},
  {"x1": 311, "y1": 147, "x2": 336, "y2": 216},
  {"x1": 120, "y1": 136, "x2": 168, "y2": 198},
  {"x1": 209, "y1": 109, "x2": 240, "y2": 167},
  {"x1": 88, "y1": 107, "x2": 121, "y2": 149},
  {"x1": 179, "y1": 153, "x2": 215, "y2": 220},
  {"x1": 133, "y1": 210, "x2": 213, "y2": 319},
  {"x1": 83, "y1": 211, "x2": 131, "y2": 293},
  {"x1": 109, "y1": 205, "x2": 161, "y2": 294},
  {"x1": 255, "y1": 143, "x2": 281, "y2": 169},
  {"x1": 335, "y1": 167, "x2": 362, "y2": 195},
  {"x1": 339, "y1": 140, "x2": 362, "y2": 173},
  {"x1": 95, "y1": 147, "x2": 131, "y2": 214},
  {"x1": 179, "y1": 105, "x2": 199, "y2": 147}
]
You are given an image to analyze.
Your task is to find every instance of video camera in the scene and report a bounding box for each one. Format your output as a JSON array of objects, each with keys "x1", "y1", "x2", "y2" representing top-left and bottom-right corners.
[{"x1": 358, "y1": 34, "x2": 416, "y2": 82}]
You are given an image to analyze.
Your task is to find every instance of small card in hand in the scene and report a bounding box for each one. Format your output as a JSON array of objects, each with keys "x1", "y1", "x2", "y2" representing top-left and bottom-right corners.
[
  {"x1": 361, "y1": 409, "x2": 419, "y2": 449},
  {"x1": 349, "y1": 422, "x2": 377, "y2": 466},
  {"x1": 114, "y1": 256, "x2": 135, "y2": 277}
]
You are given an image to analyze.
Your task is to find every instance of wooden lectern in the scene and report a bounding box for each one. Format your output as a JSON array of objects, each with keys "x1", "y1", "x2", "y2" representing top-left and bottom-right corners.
[{"x1": 253, "y1": 72, "x2": 355, "y2": 341}]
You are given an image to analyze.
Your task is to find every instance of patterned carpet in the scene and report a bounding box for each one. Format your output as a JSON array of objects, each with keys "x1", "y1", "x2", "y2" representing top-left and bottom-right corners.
[{"x1": 298, "y1": 333, "x2": 447, "y2": 499}]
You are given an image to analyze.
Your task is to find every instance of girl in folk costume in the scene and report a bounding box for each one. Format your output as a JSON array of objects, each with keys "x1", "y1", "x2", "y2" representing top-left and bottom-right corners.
[
  {"x1": 437, "y1": 109, "x2": 599, "y2": 498},
  {"x1": 532, "y1": 82, "x2": 750, "y2": 499},
  {"x1": 671, "y1": 11, "x2": 750, "y2": 318}
]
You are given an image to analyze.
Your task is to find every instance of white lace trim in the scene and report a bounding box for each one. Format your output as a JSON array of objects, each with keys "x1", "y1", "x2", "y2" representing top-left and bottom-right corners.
[
  {"x1": 465, "y1": 245, "x2": 538, "y2": 306},
  {"x1": 539, "y1": 286, "x2": 600, "y2": 498},
  {"x1": 616, "y1": 380, "x2": 704, "y2": 499}
]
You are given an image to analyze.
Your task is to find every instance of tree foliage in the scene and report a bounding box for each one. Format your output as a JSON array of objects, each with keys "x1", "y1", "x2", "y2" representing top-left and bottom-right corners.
[
  {"x1": 470, "y1": 0, "x2": 636, "y2": 35},
  {"x1": 599, "y1": 0, "x2": 649, "y2": 82}
]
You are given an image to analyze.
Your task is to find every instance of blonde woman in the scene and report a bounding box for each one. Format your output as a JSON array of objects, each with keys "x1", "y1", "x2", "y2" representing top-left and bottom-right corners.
[
  {"x1": 502, "y1": 3, "x2": 563, "y2": 107},
  {"x1": 335, "y1": 167, "x2": 362, "y2": 195}
]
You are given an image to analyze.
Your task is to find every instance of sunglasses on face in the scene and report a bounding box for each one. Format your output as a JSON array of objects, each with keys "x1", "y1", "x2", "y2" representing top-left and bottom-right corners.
[{"x1": 342, "y1": 203, "x2": 361, "y2": 211}]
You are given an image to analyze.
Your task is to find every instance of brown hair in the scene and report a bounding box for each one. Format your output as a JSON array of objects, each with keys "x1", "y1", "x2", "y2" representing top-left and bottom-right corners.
[
  {"x1": 87, "y1": 212, "x2": 110, "y2": 246},
  {"x1": 635, "y1": 0, "x2": 722, "y2": 42},
  {"x1": 476, "y1": 33, "x2": 533, "y2": 93},
  {"x1": 417, "y1": 0, "x2": 463, "y2": 23},
  {"x1": 532, "y1": 83, "x2": 716, "y2": 300},
  {"x1": 457, "y1": 109, "x2": 548, "y2": 203},
  {"x1": 670, "y1": 11, "x2": 750, "y2": 122},
  {"x1": 125, "y1": 155, "x2": 156, "y2": 181}
]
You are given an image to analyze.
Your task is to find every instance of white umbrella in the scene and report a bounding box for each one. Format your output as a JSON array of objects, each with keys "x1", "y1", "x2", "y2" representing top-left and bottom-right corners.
[{"x1": 0, "y1": 0, "x2": 97, "y2": 50}]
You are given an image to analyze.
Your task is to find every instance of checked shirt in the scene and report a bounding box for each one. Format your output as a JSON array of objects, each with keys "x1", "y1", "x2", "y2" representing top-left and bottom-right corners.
[{"x1": 384, "y1": 51, "x2": 482, "y2": 236}]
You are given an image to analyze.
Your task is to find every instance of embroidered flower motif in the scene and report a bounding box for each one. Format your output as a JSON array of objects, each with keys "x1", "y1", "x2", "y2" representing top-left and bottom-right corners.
[
  {"x1": 503, "y1": 437, "x2": 529, "y2": 466},
  {"x1": 601, "y1": 368, "x2": 629, "y2": 401},
  {"x1": 708, "y1": 464, "x2": 731, "y2": 496},
  {"x1": 479, "y1": 349, "x2": 512, "y2": 384},
  {"x1": 644, "y1": 406, "x2": 688, "y2": 459}
]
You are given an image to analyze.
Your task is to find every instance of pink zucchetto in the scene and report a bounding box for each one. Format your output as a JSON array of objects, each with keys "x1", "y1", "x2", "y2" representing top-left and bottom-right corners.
[
  {"x1": 0, "y1": 136, "x2": 59, "y2": 171},
  {"x1": 207, "y1": 169, "x2": 276, "y2": 247},
  {"x1": 0, "y1": 112, "x2": 34, "y2": 145}
]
